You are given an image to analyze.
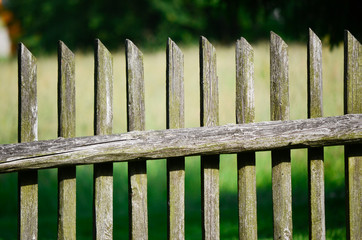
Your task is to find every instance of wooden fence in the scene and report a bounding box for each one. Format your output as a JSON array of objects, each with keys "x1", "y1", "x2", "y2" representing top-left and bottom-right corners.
[{"x1": 0, "y1": 30, "x2": 361, "y2": 240}]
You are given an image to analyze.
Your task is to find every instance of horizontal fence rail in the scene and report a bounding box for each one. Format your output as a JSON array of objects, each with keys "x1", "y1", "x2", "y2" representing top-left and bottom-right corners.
[
  {"x1": 0, "y1": 29, "x2": 361, "y2": 240},
  {"x1": 0, "y1": 114, "x2": 361, "y2": 173}
]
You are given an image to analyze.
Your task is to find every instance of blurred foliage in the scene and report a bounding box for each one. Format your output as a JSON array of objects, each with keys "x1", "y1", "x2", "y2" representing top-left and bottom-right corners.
[{"x1": 4, "y1": 0, "x2": 361, "y2": 53}]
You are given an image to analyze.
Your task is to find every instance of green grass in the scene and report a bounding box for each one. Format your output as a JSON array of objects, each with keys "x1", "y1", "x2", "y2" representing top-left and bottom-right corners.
[{"x1": 0, "y1": 42, "x2": 347, "y2": 239}]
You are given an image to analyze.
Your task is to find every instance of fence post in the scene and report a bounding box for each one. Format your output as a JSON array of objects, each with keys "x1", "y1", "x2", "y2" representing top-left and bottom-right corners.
[
  {"x1": 126, "y1": 39, "x2": 148, "y2": 240},
  {"x1": 236, "y1": 37, "x2": 257, "y2": 240},
  {"x1": 307, "y1": 29, "x2": 326, "y2": 240},
  {"x1": 270, "y1": 32, "x2": 292, "y2": 240},
  {"x1": 93, "y1": 39, "x2": 113, "y2": 239},
  {"x1": 57, "y1": 41, "x2": 76, "y2": 240},
  {"x1": 166, "y1": 38, "x2": 185, "y2": 240},
  {"x1": 200, "y1": 36, "x2": 220, "y2": 240},
  {"x1": 18, "y1": 43, "x2": 38, "y2": 240},
  {"x1": 344, "y1": 30, "x2": 361, "y2": 240}
]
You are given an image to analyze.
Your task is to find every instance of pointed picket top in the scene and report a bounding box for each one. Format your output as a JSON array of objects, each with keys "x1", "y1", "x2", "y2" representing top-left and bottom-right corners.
[
  {"x1": 18, "y1": 42, "x2": 37, "y2": 63},
  {"x1": 270, "y1": 31, "x2": 288, "y2": 53},
  {"x1": 58, "y1": 40, "x2": 75, "y2": 60},
  {"x1": 167, "y1": 38, "x2": 183, "y2": 59},
  {"x1": 308, "y1": 28, "x2": 323, "y2": 119},
  {"x1": 236, "y1": 37, "x2": 254, "y2": 124},
  {"x1": 125, "y1": 39, "x2": 144, "y2": 66}
]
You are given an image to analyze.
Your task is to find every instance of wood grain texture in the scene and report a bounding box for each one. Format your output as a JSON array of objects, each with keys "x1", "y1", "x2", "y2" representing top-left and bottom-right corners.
[
  {"x1": 270, "y1": 32, "x2": 292, "y2": 240},
  {"x1": 93, "y1": 39, "x2": 113, "y2": 240},
  {"x1": 0, "y1": 114, "x2": 361, "y2": 173},
  {"x1": 166, "y1": 38, "x2": 185, "y2": 240},
  {"x1": 200, "y1": 36, "x2": 219, "y2": 240},
  {"x1": 344, "y1": 30, "x2": 361, "y2": 240},
  {"x1": 308, "y1": 29, "x2": 323, "y2": 119},
  {"x1": 58, "y1": 41, "x2": 76, "y2": 139},
  {"x1": 236, "y1": 37, "x2": 257, "y2": 240},
  {"x1": 17, "y1": 43, "x2": 38, "y2": 240},
  {"x1": 307, "y1": 29, "x2": 326, "y2": 240},
  {"x1": 57, "y1": 41, "x2": 76, "y2": 240},
  {"x1": 236, "y1": 37, "x2": 255, "y2": 124},
  {"x1": 126, "y1": 39, "x2": 148, "y2": 240},
  {"x1": 0, "y1": 113, "x2": 361, "y2": 174}
]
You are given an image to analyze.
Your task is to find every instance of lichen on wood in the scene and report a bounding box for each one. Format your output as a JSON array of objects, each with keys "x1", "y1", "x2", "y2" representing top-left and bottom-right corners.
[
  {"x1": 57, "y1": 40, "x2": 76, "y2": 240},
  {"x1": 307, "y1": 29, "x2": 326, "y2": 240},
  {"x1": 126, "y1": 39, "x2": 148, "y2": 240},
  {"x1": 17, "y1": 42, "x2": 38, "y2": 240},
  {"x1": 270, "y1": 32, "x2": 292, "y2": 240},
  {"x1": 93, "y1": 39, "x2": 114, "y2": 240},
  {"x1": 0, "y1": 114, "x2": 361, "y2": 174},
  {"x1": 167, "y1": 38, "x2": 185, "y2": 240},
  {"x1": 200, "y1": 36, "x2": 220, "y2": 240},
  {"x1": 344, "y1": 30, "x2": 361, "y2": 240},
  {"x1": 236, "y1": 37, "x2": 257, "y2": 240}
]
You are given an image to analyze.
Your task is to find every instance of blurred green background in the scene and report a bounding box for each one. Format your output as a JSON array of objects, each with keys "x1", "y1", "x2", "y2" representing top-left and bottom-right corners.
[
  {"x1": 1, "y1": 0, "x2": 360, "y2": 54},
  {"x1": 0, "y1": 0, "x2": 358, "y2": 239}
]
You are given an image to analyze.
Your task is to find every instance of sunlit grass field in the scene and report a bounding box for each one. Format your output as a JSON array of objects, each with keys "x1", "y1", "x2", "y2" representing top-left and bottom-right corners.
[{"x1": 0, "y1": 41, "x2": 346, "y2": 239}]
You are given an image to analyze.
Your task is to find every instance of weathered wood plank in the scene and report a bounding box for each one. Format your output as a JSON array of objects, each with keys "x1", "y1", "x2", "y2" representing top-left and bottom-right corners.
[
  {"x1": 57, "y1": 41, "x2": 76, "y2": 240},
  {"x1": 307, "y1": 29, "x2": 326, "y2": 240},
  {"x1": 93, "y1": 39, "x2": 113, "y2": 240},
  {"x1": 126, "y1": 39, "x2": 148, "y2": 240},
  {"x1": 308, "y1": 29, "x2": 323, "y2": 119},
  {"x1": 270, "y1": 32, "x2": 292, "y2": 240},
  {"x1": 166, "y1": 38, "x2": 185, "y2": 240},
  {"x1": 344, "y1": 30, "x2": 361, "y2": 240},
  {"x1": 200, "y1": 36, "x2": 220, "y2": 240},
  {"x1": 0, "y1": 114, "x2": 361, "y2": 173},
  {"x1": 17, "y1": 43, "x2": 38, "y2": 240},
  {"x1": 236, "y1": 38, "x2": 255, "y2": 124},
  {"x1": 236, "y1": 37, "x2": 257, "y2": 240}
]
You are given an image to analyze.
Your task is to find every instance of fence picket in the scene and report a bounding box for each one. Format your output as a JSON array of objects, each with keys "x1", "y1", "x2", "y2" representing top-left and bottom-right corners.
[
  {"x1": 307, "y1": 29, "x2": 326, "y2": 240},
  {"x1": 236, "y1": 37, "x2": 257, "y2": 240},
  {"x1": 93, "y1": 39, "x2": 113, "y2": 239},
  {"x1": 270, "y1": 32, "x2": 292, "y2": 240},
  {"x1": 344, "y1": 30, "x2": 361, "y2": 240},
  {"x1": 200, "y1": 36, "x2": 220, "y2": 240},
  {"x1": 57, "y1": 41, "x2": 76, "y2": 240},
  {"x1": 18, "y1": 43, "x2": 38, "y2": 240},
  {"x1": 166, "y1": 38, "x2": 185, "y2": 240},
  {"x1": 126, "y1": 39, "x2": 148, "y2": 239}
]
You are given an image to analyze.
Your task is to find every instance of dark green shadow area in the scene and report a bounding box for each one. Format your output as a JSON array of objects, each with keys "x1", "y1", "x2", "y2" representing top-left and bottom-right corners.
[{"x1": 0, "y1": 147, "x2": 347, "y2": 239}]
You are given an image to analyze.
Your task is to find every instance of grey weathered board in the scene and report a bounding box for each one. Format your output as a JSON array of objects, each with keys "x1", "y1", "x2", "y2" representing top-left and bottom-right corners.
[
  {"x1": 126, "y1": 39, "x2": 148, "y2": 240},
  {"x1": 344, "y1": 30, "x2": 361, "y2": 240},
  {"x1": 0, "y1": 114, "x2": 361, "y2": 173},
  {"x1": 270, "y1": 32, "x2": 292, "y2": 240},
  {"x1": 166, "y1": 38, "x2": 185, "y2": 240},
  {"x1": 200, "y1": 36, "x2": 220, "y2": 240},
  {"x1": 57, "y1": 41, "x2": 76, "y2": 240},
  {"x1": 17, "y1": 43, "x2": 38, "y2": 240},
  {"x1": 93, "y1": 39, "x2": 113, "y2": 239},
  {"x1": 236, "y1": 37, "x2": 257, "y2": 240},
  {"x1": 307, "y1": 29, "x2": 326, "y2": 240}
]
